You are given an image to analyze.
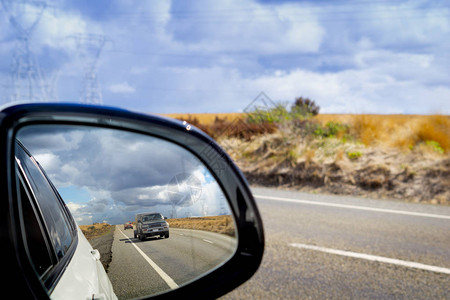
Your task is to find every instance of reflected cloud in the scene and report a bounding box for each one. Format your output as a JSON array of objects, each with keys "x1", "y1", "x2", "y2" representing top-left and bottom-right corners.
[{"x1": 17, "y1": 125, "x2": 231, "y2": 224}]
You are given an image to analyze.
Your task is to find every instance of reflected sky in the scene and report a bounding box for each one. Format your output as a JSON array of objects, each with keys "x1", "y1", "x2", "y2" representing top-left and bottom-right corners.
[{"x1": 17, "y1": 125, "x2": 231, "y2": 225}]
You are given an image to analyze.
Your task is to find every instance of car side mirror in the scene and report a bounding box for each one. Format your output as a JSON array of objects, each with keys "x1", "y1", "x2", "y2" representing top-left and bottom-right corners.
[{"x1": 0, "y1": 103, "x2": 264, "y2": 300}]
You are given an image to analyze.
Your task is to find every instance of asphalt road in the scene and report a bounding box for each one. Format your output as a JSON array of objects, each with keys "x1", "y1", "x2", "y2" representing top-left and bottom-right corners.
[
  {"x1": 220, "y1": 187, "x2": 450, "y2": 299},
  {"x1": 105, "y1": 187, "x2": 449, "y2": 299},
  {"x1": 107, "y1": 226, "x2": 237, "y2": 299}
]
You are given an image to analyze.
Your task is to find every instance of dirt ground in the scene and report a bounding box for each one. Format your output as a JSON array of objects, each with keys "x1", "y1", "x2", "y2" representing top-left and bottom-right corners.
[
  {"x1": 86, "y1": 226, "x2": 115, "y2": 272},
  {"x1": 221, "y1": 135, "x2": 450, "y2": 205}
]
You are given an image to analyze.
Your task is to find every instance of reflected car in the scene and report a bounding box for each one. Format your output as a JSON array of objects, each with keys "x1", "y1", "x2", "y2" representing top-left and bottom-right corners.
[
  {"x1": 135, "y1": 212, "x2": 170, "y2": 241},
  {"x1": 123, "y1": 222, "x2": 133, "y2": 230},
  {"x1": 15, "y1": 140, "x2": 117, "y2": 300}
]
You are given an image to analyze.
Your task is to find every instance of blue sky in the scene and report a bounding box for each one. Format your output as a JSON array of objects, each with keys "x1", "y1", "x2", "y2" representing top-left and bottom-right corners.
[{"x1": 1, "y1": 0, "x2": 449, "y2": 114}]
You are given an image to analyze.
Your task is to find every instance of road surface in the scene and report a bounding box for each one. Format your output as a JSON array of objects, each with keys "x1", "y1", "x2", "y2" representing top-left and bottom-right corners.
[
  {"x1": 106, "y1": 187, "x2": 449, "y2": 299},
  {"x1": 107, "y1": 227, "x2": 236, "y2": 299},
  {"x1": 221, "y1": 187, "x2": 450, "y2": 299}
]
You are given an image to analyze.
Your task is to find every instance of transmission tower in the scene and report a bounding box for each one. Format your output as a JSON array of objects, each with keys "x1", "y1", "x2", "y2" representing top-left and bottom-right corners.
[
  {"x1": 72, "y1": 33, "x2": 107, "y2": 105},
  {"x1": 201, "y1": 201, "x2": 208, "y2": 217},
  {"x1": 1, "y1": 0, "x2": 49, "y2": 103},
  {"x1": 219, "y1": 193, "x2": 227, "y2": 215}
]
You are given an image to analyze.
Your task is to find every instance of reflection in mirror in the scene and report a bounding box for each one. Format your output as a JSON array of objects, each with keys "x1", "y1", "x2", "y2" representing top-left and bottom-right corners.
[{"x1": 16, "y1": 125, "x2": 237, "y2": 299}]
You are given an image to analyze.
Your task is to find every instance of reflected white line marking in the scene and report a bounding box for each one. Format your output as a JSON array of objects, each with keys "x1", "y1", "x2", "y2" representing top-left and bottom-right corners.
[
  {"x1": 255, "y1": 195, "x2": 450, "y2": 220},
  {"x1": 290, "y1": 243, "x2": 450, "y2": 275},
  {"x1": 118, "y1": 228, "x2": 179, "y2": 289},
  {"x1": 203, "y1": 239, "x2": 214, "y2": 244}
]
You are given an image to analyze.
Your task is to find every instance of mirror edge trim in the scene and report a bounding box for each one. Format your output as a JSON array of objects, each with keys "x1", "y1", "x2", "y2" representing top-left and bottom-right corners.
[{"x1": 0, "y1": 103, "x2": 265, "y2": 299}]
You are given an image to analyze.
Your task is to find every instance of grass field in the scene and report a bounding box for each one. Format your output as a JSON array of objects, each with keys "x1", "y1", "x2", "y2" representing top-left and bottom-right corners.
[
  {"x1": 165, "y1": 113, "x2": 450, "y2": 153},
  {"x1": 168, "y1": 215, "x2": 235, "y2": 237},
  {"x1": 315, "y1": 114, "x2": 450, "y2": 152},
  {"x1": 79, "y1": 223, "x2": 114, "y2": 240},
  {"x1": 164, "y1": 113, "x2": 242, "y2": 125},
  {"x1": 164, "y1": 112, "x2": 449, "y2": 204}
]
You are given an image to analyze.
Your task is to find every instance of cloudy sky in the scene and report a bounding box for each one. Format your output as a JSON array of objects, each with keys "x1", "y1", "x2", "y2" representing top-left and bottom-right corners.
[
  {"x1": 18, "y1": 125, "x2": 230, "y2": 225},
  {"x1": 1, "y1": 0, "x2": 449, "y2": 114}
]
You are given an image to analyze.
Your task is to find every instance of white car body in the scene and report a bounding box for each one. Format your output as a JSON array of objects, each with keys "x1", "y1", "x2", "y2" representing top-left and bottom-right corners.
[
  {"x1": 50, "y1": 226, "x2": 117, "y2": 300},
  {"x1": 15, "y1": 141, "x2": 117, "y2": 300}
]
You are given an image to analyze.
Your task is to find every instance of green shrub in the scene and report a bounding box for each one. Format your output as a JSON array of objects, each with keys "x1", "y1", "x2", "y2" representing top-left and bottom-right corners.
[
  {"x1": 347, "y1": 151, "x2": 362, "y2": 160},
  {"x1": 246, "y1": 104, "x2": 291, "y2": 124},
  {"x1": 425, "y1": 140, "x2": 444, "y2": 154},
  {"x1": 313, "y1": 121, "x2": 350, "y2": 138},
  {"x1": 247, "y1": 97, "x2": 320, "y2": 125}
]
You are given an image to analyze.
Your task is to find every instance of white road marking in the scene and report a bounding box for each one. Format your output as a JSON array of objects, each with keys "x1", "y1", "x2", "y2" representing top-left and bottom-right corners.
[
  {"x1": 118, "y1": 228, "x2": 179, "y2": 289},
  {"x1": 290, "y1": 243, "x2": 450, "y2": 275},
  {"x1": 202, "y1": 239, "x2": 214, "y2": 244},
  {"x1": 255, "y1": 195, "x2": 450, "y2": 220}
]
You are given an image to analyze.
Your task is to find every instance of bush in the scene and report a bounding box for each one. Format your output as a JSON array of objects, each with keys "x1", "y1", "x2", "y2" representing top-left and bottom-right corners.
[
  {"x1": 347, "y1": 114, "x2": 450, "y2": 152},
  {"x1": 246, "y1": 104, "x2": 291, "y2": 124},
  {"x1": 183, "y1": 96, "x2": 321, "y2": 141},
  {"x1": 211, "y1": 119, "x2": 277, "y2": 140},
  {"x1": 246, "y1": 97, "x2": 320, "y2": 125},
  {"x1": 416, "y1": 115, "x2": 450, "y2": 152},
  {"x1": 185, "y1": 115, "x2": 276, "y2": 140},
  {"x1": 347, "y1": 151, "x2": 362, "y2": 160},
  {"x1": 426, "y1": 140, "x2": 444, "y2": 154},
  {"x1": 314, "y1": 121, "x2": 349, "y2": 138},
  {"x1": 291, "y1": 119, "x2": 320, "y2": 138},
  {"x1": 291, "y1": 97, "x2": 320, "y2": 117}
]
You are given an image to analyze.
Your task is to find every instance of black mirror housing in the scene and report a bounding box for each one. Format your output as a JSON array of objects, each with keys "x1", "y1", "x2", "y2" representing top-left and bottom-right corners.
[{"x1": 0, "y1": 103, "x2": 264, "y2": 299}]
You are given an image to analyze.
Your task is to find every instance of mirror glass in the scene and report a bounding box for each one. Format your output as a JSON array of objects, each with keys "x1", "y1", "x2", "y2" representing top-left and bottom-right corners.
[{"x1": 15, "y1": 124, "x2": 237, "y2": 299}]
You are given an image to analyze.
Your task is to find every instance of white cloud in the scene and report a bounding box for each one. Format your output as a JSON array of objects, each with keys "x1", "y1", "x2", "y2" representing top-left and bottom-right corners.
[
  {"x1": 108, "y1": 82, "x2": 136, "y2": 94},
  {"x1": 34, "y1": 153, "x2": 61, "y2": 172},
  {"x1": 67, "y1": 202, "x2": 94, "y2": 225},
  {"x1": 1, "y1": 0, "x2": 449, "y2": 114},
  {"x1": 153, "y1": 43, "x2": 449, "y2": 114},
  {"x1": 35, "y1": 11, "x2": 91, "y2": 50},
  {"x1": 67, "y1": 202, "x2": 83, "y2": 213},
  {"x1": 245, "y1": 61, "x2": 450, "y2": 114},
  {"x1": 166, "y1": 1, "x2": 325, "y2": 55},
  {"x1": 358, "y1": 2, "x2": 450, "y2": 47}
]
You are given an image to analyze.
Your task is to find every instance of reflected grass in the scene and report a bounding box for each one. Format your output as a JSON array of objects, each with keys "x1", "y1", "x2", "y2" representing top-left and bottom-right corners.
[
  {"x1": 168, "y1": 215, "x2": 235, "y2": 237},
  {"x1": 80, "y1": 223, "x2": 114, "y2": 240}
]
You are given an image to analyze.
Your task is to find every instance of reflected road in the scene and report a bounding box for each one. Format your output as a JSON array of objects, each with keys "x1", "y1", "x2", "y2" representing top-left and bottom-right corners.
[{"x1": 107, "y1": 226, "x2": 236, "y2": 299}]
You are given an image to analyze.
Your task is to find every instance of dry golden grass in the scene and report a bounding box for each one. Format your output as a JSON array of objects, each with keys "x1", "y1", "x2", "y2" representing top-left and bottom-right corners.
[
  {"x1": 164, "y1": 113, "x2": 450, "y2": 153},
  {"x1": 164, "y1": 113, "x2": 242, "y2": 125},
  {"x1": 164, "y1": 113, "x2": 276, "y2": 140},
  {"x1": 316, "y1": 114, "x2": 450, "y2": 152},
  {"x1": 79, "y1": 223, "x2": 114, "y2": 240},
  {"x1": 168, "y1": 215, "x2": 235, "y2": 237}
]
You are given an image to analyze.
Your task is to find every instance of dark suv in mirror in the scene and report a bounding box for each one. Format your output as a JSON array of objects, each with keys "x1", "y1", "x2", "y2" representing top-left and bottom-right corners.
[{"x1": 135, "y1": 213, "x2": 169, "y2": 240}]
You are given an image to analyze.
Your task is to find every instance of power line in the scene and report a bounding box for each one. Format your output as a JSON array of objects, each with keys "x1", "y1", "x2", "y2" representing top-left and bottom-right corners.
[
  {"x1": 104, "y1": 42, "x2": 449, "y2": 59},
  {"x1": 70, "y1": 33, "x2": 108, "y2": 105},
  {"x1": 85, "y1": 1, "x2": 450, "y2": 16},
  {"x1": 74, "y1": 4, "x2": 450, "y2": 22},
  {"x1": 1, "y1": 0, "x2": 52, "y2": 103},
  {"x1": 16, "y1": 2, "x2": 450, "y2": 24}
]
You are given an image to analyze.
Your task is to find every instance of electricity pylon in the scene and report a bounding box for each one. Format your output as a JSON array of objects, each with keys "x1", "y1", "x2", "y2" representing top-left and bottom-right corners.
[
  {"x1": 71, "y1": 33, "x2": 107, "y2": 105},
  {"x1": 1, "y1": 0, "x2": 49, "y2": 103}
]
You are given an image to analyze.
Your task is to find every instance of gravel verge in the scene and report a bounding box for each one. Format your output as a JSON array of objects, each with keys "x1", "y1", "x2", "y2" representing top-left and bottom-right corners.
[{"x1": 88, "y1": 225, "x2": 115, "y2": 272}]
